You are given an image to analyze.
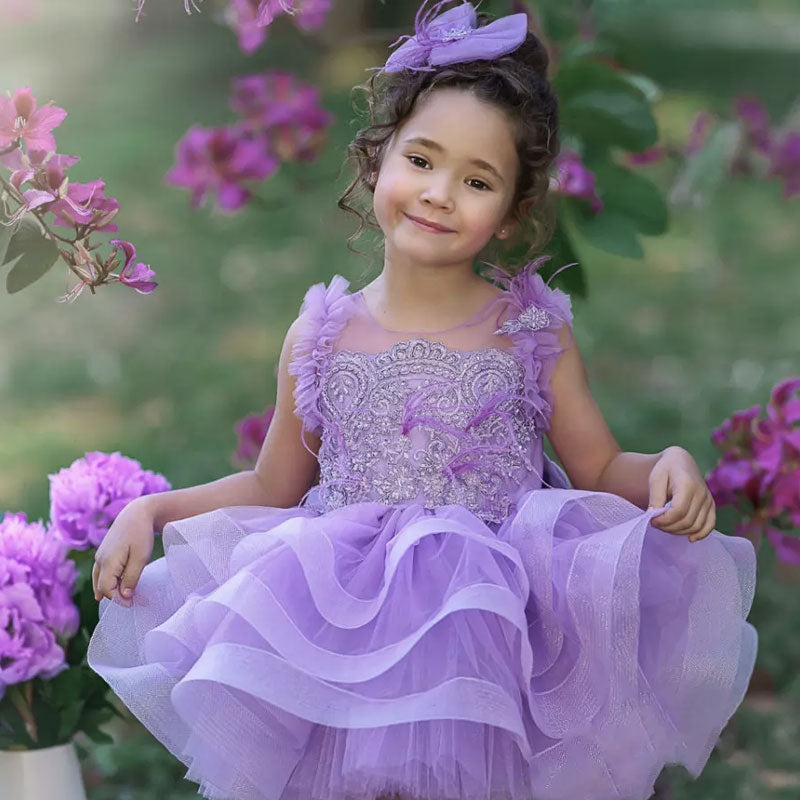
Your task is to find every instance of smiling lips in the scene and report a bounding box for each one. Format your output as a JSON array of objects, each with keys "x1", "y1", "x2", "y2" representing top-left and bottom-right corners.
[{"x1": 404, "y1": 213, "x2": 455, "y2": 233}]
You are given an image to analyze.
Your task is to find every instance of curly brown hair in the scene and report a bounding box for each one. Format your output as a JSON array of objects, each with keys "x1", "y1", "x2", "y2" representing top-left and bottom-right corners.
[{"x1": 336, "y1": 6, "x2": 560, "y2": 279}]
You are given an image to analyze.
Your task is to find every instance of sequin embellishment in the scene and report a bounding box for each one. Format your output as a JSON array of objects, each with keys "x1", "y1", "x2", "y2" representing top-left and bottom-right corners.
[
  {"x1": 315, "y1": 339, "x2": 537, "y2": 524},
  {"x1": 493, "y1": 303, "x2": 551, "y2": 336}
]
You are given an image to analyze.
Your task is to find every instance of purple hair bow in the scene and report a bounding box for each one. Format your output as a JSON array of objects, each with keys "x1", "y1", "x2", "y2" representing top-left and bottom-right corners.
[{"x1": 369, "y1": 0, "x2": 528, "y2": 76}]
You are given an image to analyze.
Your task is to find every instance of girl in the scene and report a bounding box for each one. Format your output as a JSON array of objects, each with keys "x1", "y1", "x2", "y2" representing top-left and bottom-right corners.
[{"x1": 89, "y1": 2, "x2": 758, "y2": 799}]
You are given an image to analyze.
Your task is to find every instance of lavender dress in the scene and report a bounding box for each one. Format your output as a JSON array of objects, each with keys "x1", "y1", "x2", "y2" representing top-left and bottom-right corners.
[{"x1": 88, "y1": 263, "x2": 758, "y2": 800}]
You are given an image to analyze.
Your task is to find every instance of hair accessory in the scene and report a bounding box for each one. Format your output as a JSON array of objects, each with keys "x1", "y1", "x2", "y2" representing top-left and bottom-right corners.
[{"x1": 367, "y1": 0, "x2": 528, "y2": 76}]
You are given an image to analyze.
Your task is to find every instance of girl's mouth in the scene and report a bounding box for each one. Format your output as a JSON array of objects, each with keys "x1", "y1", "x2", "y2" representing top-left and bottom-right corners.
[{"x1": 403, "y1": 213, "x2": 455, "y2": 234}]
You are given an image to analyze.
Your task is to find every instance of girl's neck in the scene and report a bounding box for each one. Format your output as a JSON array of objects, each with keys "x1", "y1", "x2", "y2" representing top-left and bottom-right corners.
[{"x1": 361, "y1": 262, "x2": 502, "y2": 333}]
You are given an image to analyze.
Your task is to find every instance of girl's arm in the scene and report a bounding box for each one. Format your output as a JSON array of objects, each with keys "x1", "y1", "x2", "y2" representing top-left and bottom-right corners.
[
  {"x1": 545, "y1": 325, "x2": 665, "y2": 509},
  {"x1": 142, "y1": 317, "x2": 321, "y2": 532}
]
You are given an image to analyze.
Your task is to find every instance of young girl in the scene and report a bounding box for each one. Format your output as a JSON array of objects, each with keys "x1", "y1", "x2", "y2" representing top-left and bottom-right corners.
[{"x1": 88, "y1": 2, "x2": 758, "y2": 799}]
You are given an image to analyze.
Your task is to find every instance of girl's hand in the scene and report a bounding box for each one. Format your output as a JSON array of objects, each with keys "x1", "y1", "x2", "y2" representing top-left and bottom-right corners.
[
  {"x1": 92, "y1": 496, "x2": 156, "y2": 605},
  {"x1": 647, "y1": 446, "x2": 716, "y2": 543}
]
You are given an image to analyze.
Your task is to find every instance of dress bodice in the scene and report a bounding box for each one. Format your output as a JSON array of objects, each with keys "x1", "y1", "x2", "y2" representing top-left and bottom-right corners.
[{"x1": 288, "y1": 259, "x2": 574, "y2": 525}]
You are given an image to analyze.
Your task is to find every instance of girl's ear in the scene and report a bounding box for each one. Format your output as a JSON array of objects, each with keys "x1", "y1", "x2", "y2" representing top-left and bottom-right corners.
[{"x1": 496, "y1": 219, "x2": 518, "y2": 240}]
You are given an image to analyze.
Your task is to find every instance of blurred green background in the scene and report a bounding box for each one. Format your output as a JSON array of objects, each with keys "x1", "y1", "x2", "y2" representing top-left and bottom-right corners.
[{"x1": 1, "y1": 0, "x2": 799, "y2": 797}]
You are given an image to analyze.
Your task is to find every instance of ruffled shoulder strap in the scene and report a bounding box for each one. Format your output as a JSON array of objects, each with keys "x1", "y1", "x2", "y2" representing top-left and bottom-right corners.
[
  {"x1": 288, "y1": 274, "x2": 353, "y2": 438},
  {"x1": 490, "y1": 256, "x2": 575, "y2": 433}
]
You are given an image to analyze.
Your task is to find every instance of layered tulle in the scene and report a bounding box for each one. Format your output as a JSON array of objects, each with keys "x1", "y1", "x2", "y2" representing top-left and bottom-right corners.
[{"x1": 88, "y1": 489, "x2": 757, "y2": 800}]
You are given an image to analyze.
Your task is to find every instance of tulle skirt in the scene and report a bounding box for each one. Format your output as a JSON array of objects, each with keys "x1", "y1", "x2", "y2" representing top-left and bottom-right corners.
[{"x1": 87, "y1": 488, "x2": 758, "y2": 800}]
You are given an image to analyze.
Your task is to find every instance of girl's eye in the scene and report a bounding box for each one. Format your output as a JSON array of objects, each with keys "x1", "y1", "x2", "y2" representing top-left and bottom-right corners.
[
  {"x1": 405, "y1": 155, "x2": 492, "y2": 192},
  {"x1": 467, "y1": 178, "x2": 490, "y2": 192}
]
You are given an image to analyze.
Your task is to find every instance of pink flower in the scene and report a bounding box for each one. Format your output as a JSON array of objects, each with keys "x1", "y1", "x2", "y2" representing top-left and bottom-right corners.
[
  {"x1": 766, "y1": 131, "x2": 800, "y2": 201},
  {"x1": 553, "y1": 149, "x2": 603, "y2": 213},
  {"x1": 48, "y1": 179, "x2": 121, "y2": 232},
  {"x1": 110, "y1": 239, "x2": 158, "y2": 294},
  {"x1": 165, "y1": 124, "x2": 280, "y2": 212},
  {"x1": 708, "y1": 377, "x2": 800, "y2": 566},
  {"x1": 0, "y1": 87, "x2": 67, "y2": 152},
  {"x1": 733, "y1": 96, "x2": 773, "y2": 156},
  {"x1": 766, "y1": 528, "x2": 800, "y2": 567},
  {"x1": 226, "y1": 0, "x2": 269, "y2": 53},
  {"x1": 626, "y1": 145, "x2": 665, "y2": 167},
  {"x1": 230, "y1": 71, "x2": 332, "y2": 162},
  {"x1": 233, "y1": 406, "x2": 275, "y2": 467},
  {"x1": 225, "y1": 0, "x2": 332, "y2": 54}
]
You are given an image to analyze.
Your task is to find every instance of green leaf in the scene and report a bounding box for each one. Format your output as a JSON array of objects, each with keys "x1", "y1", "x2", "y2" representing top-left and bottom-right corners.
[
  {"x1": 0, "y1": 217, "x2": 13, "y2": 265},
  {"x1": 3, "y1": 215, "x2": 61, "y2": 293},
  {"x1": 555, "y1": 61, "x2": 659, "y2": 152},
  {"x1": 31, "y1": 689, "x2": 62, "y2": 747},
  {"x1": 545, "y1": 213, "x2": 587, "y2": 299},
  {"x1": 57, "y1": 702, "x2": 85, "y2": 742},
  {"x1": 562, "y1": 91, "x2": 658, "y2": 152},
  {"x1": 48, "y1": 666, "x2": 84, "y2": 703},
  {"x1": 591, "y1": 162, "x2": 669, "y2": 236},
  {"x1": 564, "y1": 200, "x2": 644, "y2": 260}
]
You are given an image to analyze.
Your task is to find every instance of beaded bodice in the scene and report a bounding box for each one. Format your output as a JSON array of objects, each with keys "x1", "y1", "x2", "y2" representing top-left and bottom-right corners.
[
  {"x1": 288, "y1": 263, "x2": 575, "y2": 526},
  {"x1": 316, "y1": 339, "x2": 537, "y2": 524}
]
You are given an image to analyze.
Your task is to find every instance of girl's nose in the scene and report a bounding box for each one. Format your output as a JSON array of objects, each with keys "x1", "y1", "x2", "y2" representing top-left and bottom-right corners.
[{"x1": 419, "y1": 181, "x2": 454, "y2": 209}]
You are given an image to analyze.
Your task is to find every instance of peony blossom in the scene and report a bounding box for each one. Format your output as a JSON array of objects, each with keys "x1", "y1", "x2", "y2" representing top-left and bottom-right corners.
[
  {"x1": 49, "y1": 452, "x2": 171, "y2": 550},
  {"x1": 0, "y1": 512, "x2": 80, "y2": 699}
]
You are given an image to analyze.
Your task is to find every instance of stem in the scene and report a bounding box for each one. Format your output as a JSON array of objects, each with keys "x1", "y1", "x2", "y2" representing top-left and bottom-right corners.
[{"x1": 8, "y1": 681, "x2": 38, "y2": 745}]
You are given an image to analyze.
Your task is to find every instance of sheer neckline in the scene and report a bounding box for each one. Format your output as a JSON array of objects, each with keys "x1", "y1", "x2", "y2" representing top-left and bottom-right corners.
[{"x1": 355, "y1": 287, "x2": 506, "y2": 335}]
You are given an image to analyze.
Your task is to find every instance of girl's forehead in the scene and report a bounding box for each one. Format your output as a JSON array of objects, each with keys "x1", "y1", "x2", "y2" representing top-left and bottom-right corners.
[{"x1": 391, "y1": 90, "x2": 518, "y2": 166}]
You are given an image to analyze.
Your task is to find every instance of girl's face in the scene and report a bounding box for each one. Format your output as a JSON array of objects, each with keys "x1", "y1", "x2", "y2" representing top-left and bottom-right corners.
[{"x1": 372, "y1": 87, "x2": 520, "y2": 268}]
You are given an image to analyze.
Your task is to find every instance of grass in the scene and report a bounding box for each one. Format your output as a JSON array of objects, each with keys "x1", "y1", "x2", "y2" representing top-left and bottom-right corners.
[{"x1": 1, "y1": 1, "x2": 799, "y2": 797}]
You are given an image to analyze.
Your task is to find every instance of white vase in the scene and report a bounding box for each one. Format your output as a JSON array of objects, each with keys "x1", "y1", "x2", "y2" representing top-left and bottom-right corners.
[{"x1": 0, "y1": 740, "x2": 87, "y2": 800}]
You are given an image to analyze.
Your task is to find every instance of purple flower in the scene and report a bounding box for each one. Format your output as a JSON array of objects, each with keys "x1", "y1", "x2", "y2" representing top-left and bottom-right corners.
[
  {"x1": 766, "y1": 131, "x2": 800, "y2": 201},
  {"x1": 48, "y1": 178, "x2": 121, "y2": 232},
  {"x1": 48, "y1": 452, "x2": 171, "y2": 550},
  {"x1": 733, "y1": 96, "x2": 773, "y2": 156},
  {"x1": 230, "y1": 72, "x2": 333, "y2": 162},
  {"x1": 0, "y1": 87, "x2": 67, "y2": 152},
  {"x1": 223, "y1": 0, "x2": 332, "y2": 55},
  {"x1": 110, "y1": 239, "x2": 158, "y2": 294},
  {"x1": 233, "y1": 406, "x2": 275, "y2": 467},
  {"x1": 165, "y1": 124, "x2": 280, "y2": 212},
  {"x1": 553, "y1": 149, "x2": 603, "y2": 213},
  {"x1": 0, "y1": 512, "x2": 80, "y2": 698},
  {"x1": 708, "y1": 377, "x2": 800, "y2": 565},
  {"x1": 626, "y1": 145, "x2": 665, "y2": 167}
]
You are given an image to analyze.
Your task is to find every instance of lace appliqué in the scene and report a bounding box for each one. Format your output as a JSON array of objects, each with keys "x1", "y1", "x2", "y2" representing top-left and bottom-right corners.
[
  {"x1": 493, "y1": 303, "x2": 551, "y2": 336},
  {"x1": 316, "y1": 339, "x2": 537, "y2": 524}
]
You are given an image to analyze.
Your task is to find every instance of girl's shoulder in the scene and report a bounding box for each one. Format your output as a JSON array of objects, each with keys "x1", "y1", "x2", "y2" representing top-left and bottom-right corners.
[
  {"x1": 489, "y1": 256, "x2": 574, "y2": 334},
  {"x1": 287, "y1": 274, "x2": 354, "y2": 436},
  {"x1": 488, "y1": 257, "x2": 577, "y2": 432}
]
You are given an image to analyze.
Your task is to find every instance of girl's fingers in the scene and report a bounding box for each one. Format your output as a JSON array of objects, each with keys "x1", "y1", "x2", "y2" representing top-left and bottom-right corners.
[
  {"x1": 653, "y1": 483, "x2": 694, "y2": 531},
  {"x1": 669, "y1": 490, "x2": 708, "y2": 535},
  {"x1": 689, "y1": 498, "x2": 717, "y2": 542}
]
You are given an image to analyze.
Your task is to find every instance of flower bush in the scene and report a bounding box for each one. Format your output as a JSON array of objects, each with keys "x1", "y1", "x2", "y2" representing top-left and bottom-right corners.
[
  {"x1": 0, "y1": 87, "x2": 157, "y2": 301},
  {"x1": 0, "y1": 453, "x2": 170, "y2": 750},
  {"x1": 707, "y1": 377, "x2": 800, "y2": 566}
]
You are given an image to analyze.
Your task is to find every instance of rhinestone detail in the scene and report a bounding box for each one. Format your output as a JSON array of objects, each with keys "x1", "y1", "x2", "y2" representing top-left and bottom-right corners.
[
  {"x1": 493, "y1": 303, "x2": 551, "y2": 336},
  {"x1": 433, "y1": 25, "x2": 472, "y2": 42},
  {"x1": 316, "y1": 339, "x2": 537, "y2": 524}
]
